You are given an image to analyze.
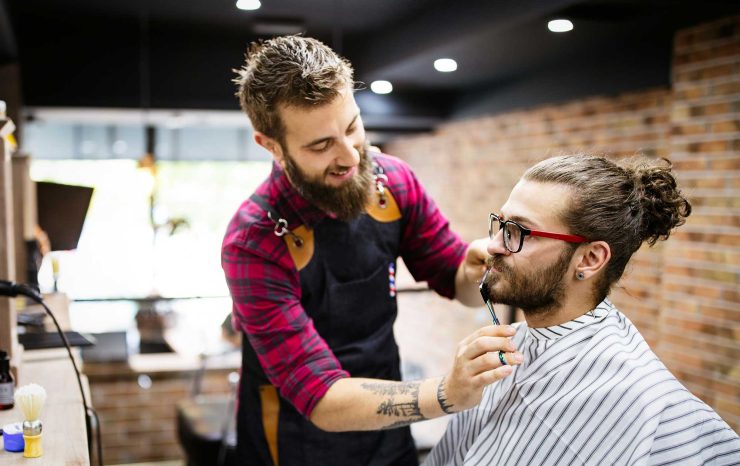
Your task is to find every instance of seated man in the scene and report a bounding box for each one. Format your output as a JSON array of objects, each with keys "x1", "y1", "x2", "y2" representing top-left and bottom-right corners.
[{"x1": 426, "y1": 154, "x2": 739, "y2": 465}]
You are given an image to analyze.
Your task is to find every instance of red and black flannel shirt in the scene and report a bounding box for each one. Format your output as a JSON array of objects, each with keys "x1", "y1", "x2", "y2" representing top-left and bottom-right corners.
[{"x1": 221, "y1": 153, "x2": 467, "y2": 417}]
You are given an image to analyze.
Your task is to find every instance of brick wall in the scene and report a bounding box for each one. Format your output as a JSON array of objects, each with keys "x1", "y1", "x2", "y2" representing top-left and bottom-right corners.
[
  {"x1": 88, "y1": 365, "x2": 234, "y2": 465},
  {"x1": 386, "y1": 15, "x2": 739, "y2": 431},
  {"x1": 660, "y1": 15, "x2": 740, "y2": 431}
]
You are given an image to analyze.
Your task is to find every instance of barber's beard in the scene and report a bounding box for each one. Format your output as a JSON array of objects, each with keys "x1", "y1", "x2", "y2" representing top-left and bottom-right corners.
[
  {"x1": 484, "y1": 245, "x2": 576, "y2": 317},
  {"x1": 283, "y1": 145, "x2": 374, "y2": 221}
]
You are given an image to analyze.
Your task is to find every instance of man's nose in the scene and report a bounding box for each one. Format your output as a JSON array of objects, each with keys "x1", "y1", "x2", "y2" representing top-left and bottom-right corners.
[{"x1": 487, "y1": 228, "x2": 510, "y2": 256}]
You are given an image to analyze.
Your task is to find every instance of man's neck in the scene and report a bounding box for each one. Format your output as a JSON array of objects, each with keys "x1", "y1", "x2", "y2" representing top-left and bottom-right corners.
[{"x1": 523, "y1": 292, "x2": 599, "y2": 328}]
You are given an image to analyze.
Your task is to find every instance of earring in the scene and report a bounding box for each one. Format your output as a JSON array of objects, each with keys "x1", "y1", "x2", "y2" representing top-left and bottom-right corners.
[{"x1": 576, "y1": 271, "x2": 585, "y2": 280}]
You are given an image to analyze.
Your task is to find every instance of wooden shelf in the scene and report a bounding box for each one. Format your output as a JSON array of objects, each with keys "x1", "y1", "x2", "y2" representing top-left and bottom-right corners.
[{"x1": 0, "y1": 349, "x2": 90, "y2": 465}]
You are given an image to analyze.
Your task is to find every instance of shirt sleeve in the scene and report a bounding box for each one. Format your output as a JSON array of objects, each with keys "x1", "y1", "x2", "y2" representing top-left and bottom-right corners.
[
  {"x1": 222, "y1": 226, "x2": 349, "y2": 418},
  {"x1": 386, "y1": 156, "x2": 468, "y2": 299}
]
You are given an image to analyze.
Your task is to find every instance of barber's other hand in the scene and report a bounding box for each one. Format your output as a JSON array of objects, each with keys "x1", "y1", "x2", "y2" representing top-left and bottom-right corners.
[
  {"x1": 442, "y1": 325, "x2": 522, "y2": 413},
  {"x1": 462, "y1": 238, "x2": 489, "y2": 285}
]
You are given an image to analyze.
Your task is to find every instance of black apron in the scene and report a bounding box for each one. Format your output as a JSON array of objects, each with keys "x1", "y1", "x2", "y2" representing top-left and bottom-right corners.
[{"x1": 237, "y1": 190, "x2": 418, "y2": 466}]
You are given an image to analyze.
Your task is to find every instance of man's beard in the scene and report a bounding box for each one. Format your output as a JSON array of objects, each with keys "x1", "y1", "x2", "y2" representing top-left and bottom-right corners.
[
  {"x1": 282, "y1": 145, "x2": 374, "y2": 221},
  {"x1": 484, "y1": 245, "x2": 576, "y2": 317}
]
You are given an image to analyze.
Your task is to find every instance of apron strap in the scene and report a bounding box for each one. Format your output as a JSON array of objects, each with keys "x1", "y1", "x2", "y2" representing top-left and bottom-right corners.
[
  {"x1": 250, "y1": 193, "x2": 305, "y2": 248},
  {"x1": 259, "y1": 384, "x2": 280, "y2": 466},
  {"x1": 369, "y1": 160, "x2": 402, "y2": 222},
  {"x1": 250, "y1": 193, "x2": 314, "y2": 270}
]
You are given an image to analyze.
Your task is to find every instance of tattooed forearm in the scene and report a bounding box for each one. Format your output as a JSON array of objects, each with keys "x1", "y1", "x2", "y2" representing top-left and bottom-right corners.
[
  {"x1": 361, "y1": 381, "x2": 427, "y2": 429},
  {"x1": 360, "y1": 381, "x2": 421, "y2": 396},
  {"x1": 437, "y1": 376, "x2": 455, "y2": 414}
]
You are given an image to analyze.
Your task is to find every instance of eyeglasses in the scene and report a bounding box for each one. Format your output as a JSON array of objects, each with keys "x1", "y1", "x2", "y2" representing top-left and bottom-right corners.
[{"x1": 488, "y1": 212, "x2": 589, "y2": 253}]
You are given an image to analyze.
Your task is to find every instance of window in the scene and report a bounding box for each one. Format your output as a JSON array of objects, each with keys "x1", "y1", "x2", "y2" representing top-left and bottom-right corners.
[{"x1": 32, "y1": 159, "x2": 270, "y2": 299}]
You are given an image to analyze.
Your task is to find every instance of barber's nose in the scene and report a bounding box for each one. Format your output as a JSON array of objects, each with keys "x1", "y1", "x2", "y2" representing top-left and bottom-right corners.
[{"x1": 337, "y1": 138, "x2": 361, "y2": 166}]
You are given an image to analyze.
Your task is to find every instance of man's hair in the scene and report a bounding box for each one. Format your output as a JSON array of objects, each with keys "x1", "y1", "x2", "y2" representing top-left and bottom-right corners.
[
  {"x1": 233, "y1": 35, "x2": 354, "y2": 143},
  {"x1": 523, "y1": 154, "x2": 692, "y2": 300}
]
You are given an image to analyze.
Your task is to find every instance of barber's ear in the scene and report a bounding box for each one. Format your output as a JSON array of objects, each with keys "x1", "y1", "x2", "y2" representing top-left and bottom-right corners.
[
  {"x1": 254, "y1": 132, "x2": 284, "y2": 165},
  {"x1": 574, "y1": 241, "x2": 611, "y2": 280}
]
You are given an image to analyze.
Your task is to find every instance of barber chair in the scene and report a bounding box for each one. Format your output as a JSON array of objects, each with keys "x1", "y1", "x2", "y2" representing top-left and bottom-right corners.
[{"x1": 176, "y1": 354, "x2": 239, "y2": 466}]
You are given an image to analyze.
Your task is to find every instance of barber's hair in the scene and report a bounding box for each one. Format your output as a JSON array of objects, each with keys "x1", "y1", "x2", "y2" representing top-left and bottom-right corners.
[
  {"x1": 234, "y1": 35, "x2": 354, "y2": 143},
  {"x1": 523, "y1": 154, "x2": 691, "y2": 299}
]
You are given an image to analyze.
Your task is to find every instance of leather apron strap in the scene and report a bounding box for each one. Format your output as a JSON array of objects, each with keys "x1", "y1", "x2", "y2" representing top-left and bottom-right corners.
[{"x1": 259, "y1": 385, "x2": 280, "y2": 466}]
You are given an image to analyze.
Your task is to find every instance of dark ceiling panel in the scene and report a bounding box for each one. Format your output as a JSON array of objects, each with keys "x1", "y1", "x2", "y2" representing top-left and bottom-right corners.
[
  {"x1": 4, "y1": 0, "x2": 740, "y2": 130},
  {"x1": 0, "y1": 0, "x2": 16, "y2": 63},
  {"x1": 14, "y1": 13, "x2": 141, "y2": 107}
]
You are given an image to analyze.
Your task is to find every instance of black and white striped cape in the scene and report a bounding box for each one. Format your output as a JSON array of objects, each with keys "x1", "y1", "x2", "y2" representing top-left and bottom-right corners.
[{"x1": 425, "y1": 299, "x2": 739, "y2": 466}]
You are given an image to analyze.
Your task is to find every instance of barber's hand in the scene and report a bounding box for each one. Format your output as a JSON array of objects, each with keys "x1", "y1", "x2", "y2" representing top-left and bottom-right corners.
[
  {"x1": 462, "y1": 238, "x2": 489, "y2": 285},
  {"x1": 441, "y1": 325, "x2": 522, "y2": 413}
]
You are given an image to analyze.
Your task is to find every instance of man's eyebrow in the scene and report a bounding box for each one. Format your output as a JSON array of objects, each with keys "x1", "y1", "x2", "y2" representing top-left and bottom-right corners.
[
  {"x1": 302, "y1": 114, "x2": 359, "y2": 149},
  {"x1": 507, "y1": 214, "x2": 538, "y2": 227}
]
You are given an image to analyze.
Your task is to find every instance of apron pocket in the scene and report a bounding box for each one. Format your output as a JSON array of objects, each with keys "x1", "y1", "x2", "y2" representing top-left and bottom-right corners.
[{"x1": 326, "y1": 260, "x2": 397, "y2": 347}]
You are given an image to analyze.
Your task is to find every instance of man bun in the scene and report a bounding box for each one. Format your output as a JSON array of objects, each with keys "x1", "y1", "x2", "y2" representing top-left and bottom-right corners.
[{"x1": 628, "y1": 159, "x2": 692, "y2": 246}]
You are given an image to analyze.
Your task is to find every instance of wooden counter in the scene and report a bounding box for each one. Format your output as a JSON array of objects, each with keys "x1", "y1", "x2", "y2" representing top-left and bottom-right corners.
[{"x1": 0, "y1": 348, "x2": 90, "y2": 465}]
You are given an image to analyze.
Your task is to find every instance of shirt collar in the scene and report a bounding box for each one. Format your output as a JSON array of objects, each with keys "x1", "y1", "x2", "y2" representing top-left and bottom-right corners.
[
  {"x1": 271, "y1": 161, "x2": 329, "y2": 228},
  {"x1": 527, "y1": 299, "x2": 613, "y2": 342}
]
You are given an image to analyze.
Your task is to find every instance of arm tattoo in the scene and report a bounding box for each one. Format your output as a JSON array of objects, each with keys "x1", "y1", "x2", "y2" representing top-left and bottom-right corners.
[
  {"x1": 360, "y1": 381, "x2": 427, "y2": 430},
  {"x1": 360, "y1": 381, "x2": 419, "y2": 397},
  {"x1": 436, "y1": 376, "x2": 455, "y2": 414}
]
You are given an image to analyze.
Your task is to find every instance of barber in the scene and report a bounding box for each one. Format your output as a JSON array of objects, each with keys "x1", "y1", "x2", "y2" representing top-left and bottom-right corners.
[{"x1": 222, "y1": 35, "x2": 520, "y2": 466}]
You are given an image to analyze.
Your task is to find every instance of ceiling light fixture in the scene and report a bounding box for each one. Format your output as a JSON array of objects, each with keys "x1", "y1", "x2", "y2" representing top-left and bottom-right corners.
[
  {"x1": 548, "y1": 19, "x2": 573, "y2": 33},
  {"x1": 370, "y1": 80, "x2": 393, "y2": 95},
  {"x1": 434, "y1": 58, "x2": 457, "y2": 72},
  {"x1": 236, "y1": 0, "x2": 261, "y2": 11}
]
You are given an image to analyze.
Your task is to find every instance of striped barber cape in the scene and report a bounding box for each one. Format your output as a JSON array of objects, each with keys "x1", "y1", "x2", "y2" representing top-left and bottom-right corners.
[{"x1": 425, "y1": 299, "x2": 739, "y2": 466}]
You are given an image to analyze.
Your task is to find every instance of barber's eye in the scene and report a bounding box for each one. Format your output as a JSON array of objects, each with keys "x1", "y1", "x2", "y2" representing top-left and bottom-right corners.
[{"x1": 310, "y1": 141, "x2": 331, "y2": 152}]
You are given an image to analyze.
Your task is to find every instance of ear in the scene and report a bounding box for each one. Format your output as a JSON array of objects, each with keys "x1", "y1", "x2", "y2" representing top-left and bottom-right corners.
[
  {"x1": 574, "y1": 241, "x2": 611, "y2": 280},
  {"x1": 254, "y1": 131, "x2": 284, "y2": 165}
]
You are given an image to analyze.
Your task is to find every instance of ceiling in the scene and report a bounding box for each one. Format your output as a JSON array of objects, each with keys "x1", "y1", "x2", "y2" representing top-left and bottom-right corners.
[{"x1": 1, "y1": 0, "x2": 738, "y2": 136}]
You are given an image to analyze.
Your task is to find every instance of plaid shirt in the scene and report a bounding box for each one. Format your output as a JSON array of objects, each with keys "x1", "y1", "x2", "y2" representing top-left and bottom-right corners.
[{"x1": 222, "y1": 153, "x2": 467, "y2": 417}]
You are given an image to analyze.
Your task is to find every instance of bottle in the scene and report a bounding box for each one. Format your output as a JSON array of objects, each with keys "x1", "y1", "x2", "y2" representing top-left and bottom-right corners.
[{"x1": 0, "y1": 350, "x2": 15, "y2": 410}]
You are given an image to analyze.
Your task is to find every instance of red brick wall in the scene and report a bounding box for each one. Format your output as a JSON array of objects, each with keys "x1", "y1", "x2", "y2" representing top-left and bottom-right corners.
[
  {"x1": 386, "y1": 15, "x2": 739, "y2": 431},
  {"x1": 88, "y1": 367, "x2": 233, "y2": 465},
  {"x1": 660, "y1": 15, "x2": 740, "y2": 431}
]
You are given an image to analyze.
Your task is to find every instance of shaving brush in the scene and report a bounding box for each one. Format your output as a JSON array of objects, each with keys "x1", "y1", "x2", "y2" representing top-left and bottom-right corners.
[{"x1": 14, "y1": 383, "x2": 47, "y2": 458}]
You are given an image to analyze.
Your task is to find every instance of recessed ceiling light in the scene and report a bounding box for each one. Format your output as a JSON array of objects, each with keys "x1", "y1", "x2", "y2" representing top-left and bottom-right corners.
[
  {"x1": 236, "y1": 0, "x2": 261, "y2": 11},
  {"x1": 434, "y1": 58, "x2": 457, "y2": 72},
  {"x1": 548, "y1": 19, "x2": 573, "y2": 33},
  {"x1": 370, "y1": 80, "x2": 393, "y2": 94}
]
